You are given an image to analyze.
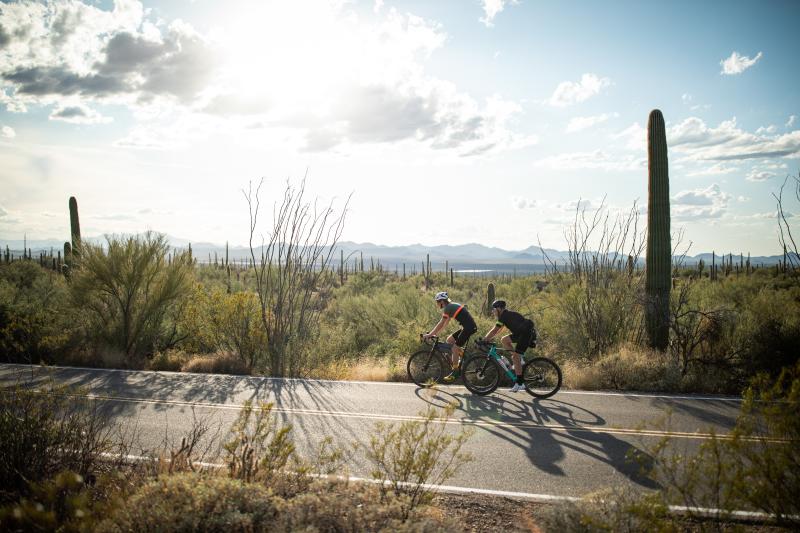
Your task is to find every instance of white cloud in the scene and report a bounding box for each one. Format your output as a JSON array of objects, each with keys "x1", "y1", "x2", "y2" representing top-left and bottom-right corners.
[
  {"x1": 755, "y1": 125, "x2": 777, "y2": 135},
  {"x1": 535, "y1": 150, "x2": 645, "y2": 172},
  {"x1": 512, "y1": 196, "x2": 536, "y2": 209},
  {"x1": 686, "y1": 163, "x2": 737, "y2": 177},
  {"x1": 788, "y1": 115, "x2": 797, "y2": 128},
  {"x1": 565, "y1": 112, "x2": 618, "y2": 133},
  {"x1": 547, "y1": 73, "x2": 611, "y2": 107},
  {"x1": 746, "y1": 169, "x2": 773, "y2": 182},
  {"x1": 614, "y1": 122, "x2": 646, "y2": 151},
  {"x1": 720, "y1": 51, "x2": 762, "y2": 75},
  {"x1": 1, "y1": 125, "x2": 15, "y2": 138},
  {"x1": 49, "y1": 103, "x2": 112, "y2": 124},
  {"x1": 373, "y1": 0, "x2": 384, "y2": 14},
  {"x1": 480, "y1": 0, "x2": 518, "y2": 27},
  {"x1": 672, "y1": 184, "x2": 731, "y2": 220},
  {"x1": 668, "y1": 117, "x2": 800, "y2": 161}
]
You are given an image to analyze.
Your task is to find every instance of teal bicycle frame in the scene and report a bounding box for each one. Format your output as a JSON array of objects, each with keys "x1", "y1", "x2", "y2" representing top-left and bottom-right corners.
[{"x1": 483, "y1": 343, "x2": 518, "y2": 381}]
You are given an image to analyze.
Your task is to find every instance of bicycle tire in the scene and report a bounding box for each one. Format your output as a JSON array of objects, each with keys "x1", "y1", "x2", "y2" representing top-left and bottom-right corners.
[
  {"x1": 462, "y1": 354, "x2": 501, "y2": 396},
  {"x1": 407, "y1": 350, "x2": 446, "y2": 387},
  {"x1": 522, "y1": 357, "x2": 562, "y2": 399}
]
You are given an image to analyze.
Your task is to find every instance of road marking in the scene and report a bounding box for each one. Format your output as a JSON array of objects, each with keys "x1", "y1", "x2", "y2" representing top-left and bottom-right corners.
[
  {"x1": 106, "y1": 452, "x2": 790, "y2": 522},
  {"x1": 1, "y1": 363, "x2": 744, "y2": 401},
  {"x1": 60, "y1": 391, "x2": 736, "y2": 441}
]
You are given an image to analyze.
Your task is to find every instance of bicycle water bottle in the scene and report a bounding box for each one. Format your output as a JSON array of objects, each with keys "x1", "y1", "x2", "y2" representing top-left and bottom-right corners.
[{"x1": 496, "y1": 355, "x2": 510, "y2": 372}]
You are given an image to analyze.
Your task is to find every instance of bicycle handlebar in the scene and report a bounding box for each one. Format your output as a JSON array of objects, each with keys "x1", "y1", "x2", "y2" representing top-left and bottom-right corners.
[{"x1": 419, "y1": 333, "x2": 439, "y2": 345}]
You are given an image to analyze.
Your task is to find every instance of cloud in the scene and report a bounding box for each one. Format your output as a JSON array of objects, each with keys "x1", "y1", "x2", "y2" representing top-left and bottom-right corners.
[
  {"x1": 614, "y1": 122, "x2": 646, "y2": 151},
  {"x1": 681, "y1": 93, "x2": 692, "y2": 104},
  {"x1": 788, "y1": 115, "x2": 797, "y2": 128},
  {"x1": 672, "y1": 184, "x2": 731, "y2": 220},
  {"x1": 0, "y1": 2, "x2": 215, "y2": 108},
  {"x1": 1, "y1": 125, "x2": 15, "y2": 138},
  {"x1": 720, "y1": 51, "x2": 762, "y2": 75},
  {"x1": 512, "y1": 197, "x2": 536, "y2": 209},
  {"x1": 686, "y1": 163, "x2": 737, "y2": 177},
  {"x1": 668, "y1": 117, "x2": 800, "y2": 161},
  {"x1": 746, "y1": 169, "x2": 773, "y2": 182},
  {"x1": 49, "y1": 103, "x2": 112, "y2": 124},
  {"x1": 480, "y1": 0, "x2": 518, "y2": 27},
  {"x1": 756, "y1": 125, "x2": 777, "y2": 135},
  {"x1": 547, "y1": 73, "x2": 611, "y2": 107},
  {"x1": 535, "y1": 150, "x2": 645, "y2": 172},
  {"x1": 565, "y1": 112, "x2": 618, "y2": 133}
]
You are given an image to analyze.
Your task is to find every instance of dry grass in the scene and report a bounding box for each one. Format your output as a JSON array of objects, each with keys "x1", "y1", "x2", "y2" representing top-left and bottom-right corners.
[
  {"x1": 147, "y1": 349, "x2": 190, "y2": 372},
  {"x1": 181, "y1": 351, "x2": 249, "y2": 375},
  {"x1": 561, "y1": 345, "x2": 681, "y2": 392}
]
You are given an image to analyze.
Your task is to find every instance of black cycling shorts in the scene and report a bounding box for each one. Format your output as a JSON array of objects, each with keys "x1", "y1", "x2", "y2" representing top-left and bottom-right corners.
[
  {"x1": 510, "y1": 329, "x2": 534, "y2": 354},
  {"x1": 452, "y1": 326, "x2": 477, "y2": 347}
]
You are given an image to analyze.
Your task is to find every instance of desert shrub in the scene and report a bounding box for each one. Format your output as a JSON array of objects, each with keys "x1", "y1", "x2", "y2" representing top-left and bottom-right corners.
[
  {"x1": 364, "y1": 404, "x2": 473, "y2": 518},
  {"x1": 224, "y1": 401, "x2": 295, "y2": 483},
  {"x1": 178, "y1": 284, "x2": 267, "y2": 371},
  {"x1": 275, "y1": 478, "x2": 455, "y2": 532},
  {"x1": 181, "y1": 352, "x2": 250, "y2": 375},
  {"x1": 539, "y1": 487, "x2": 673, "y2": 533},
  {"x1": 0, "y1": 261, "x2": 76, "y2": 363},
  {"x1": 96, "y1": 473, "x2": 280, "y2": 533},
  {"x1": 0, "y1": 470, "x2": 96, "y2": 533},
  {"x1": 631, "y1": 362, "x2": 800, "y2": 528},
  {"x1": 69, "y1": 232, "x2": 192, "y2": 366},
  {"x1": 147, "y1": 348, "x2": 190, "y2": 371},
  {"x1": 0, "y1": 381, "x2": 126, "y2": 502}
]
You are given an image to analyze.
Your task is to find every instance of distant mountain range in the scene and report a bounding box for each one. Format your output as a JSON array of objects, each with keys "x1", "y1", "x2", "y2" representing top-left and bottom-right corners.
[{"x1": 1, "y1": 235, "x2": 793, "y2": 271}]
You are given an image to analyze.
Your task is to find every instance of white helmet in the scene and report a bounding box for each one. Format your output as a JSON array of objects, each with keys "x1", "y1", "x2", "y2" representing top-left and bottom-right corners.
[{"x1": 434, "y1": 291, "x2": 449, "y2": 302}]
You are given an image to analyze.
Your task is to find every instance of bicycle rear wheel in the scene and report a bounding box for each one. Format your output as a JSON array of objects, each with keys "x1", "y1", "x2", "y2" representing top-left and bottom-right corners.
[
  {"x1": 462, "y1": 354, "x2": 501, "y2": 396},
  {"x1": 522, "y1": 357, "x2": 562, "y2": 399},
  {"x1": 407, "y1": 350, "x2": 446, "y2": 387}
]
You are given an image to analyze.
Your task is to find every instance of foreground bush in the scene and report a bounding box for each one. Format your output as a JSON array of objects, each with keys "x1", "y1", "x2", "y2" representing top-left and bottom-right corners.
[{"x1": 0, "y1": 381, "x2": 127, "y2": 502}]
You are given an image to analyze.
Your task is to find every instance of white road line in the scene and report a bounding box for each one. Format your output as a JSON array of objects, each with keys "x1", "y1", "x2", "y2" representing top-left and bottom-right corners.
[
  {"x1": 63, "y1": 391, "x2": 736, "y2": 440},
  {"x1": 104, "y1": 452, "x2": 789, "y2": 522},
  {"x1": 1, "y1": 363, "x2": 743, "y2": 401}
]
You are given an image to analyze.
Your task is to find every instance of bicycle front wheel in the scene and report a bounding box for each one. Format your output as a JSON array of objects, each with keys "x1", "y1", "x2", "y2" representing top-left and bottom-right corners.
[
  {"x1": 462, "y1": 355, "x2": 501, "y2": 396},
  {"x1": 407, "y1": 350, "x2": 446, "y2": 387},
  {"x1": 522, "y1": 357, "x2": 562, "y2": 399}
]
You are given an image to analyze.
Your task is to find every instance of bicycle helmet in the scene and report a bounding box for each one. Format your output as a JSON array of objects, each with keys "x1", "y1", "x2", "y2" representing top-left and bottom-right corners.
[
  {"x1": 434, "y1": 291, "x2": 449, "y2": 302},
  {"x1": 491, "y1": 299, "x2": 506, "y2": 309}
]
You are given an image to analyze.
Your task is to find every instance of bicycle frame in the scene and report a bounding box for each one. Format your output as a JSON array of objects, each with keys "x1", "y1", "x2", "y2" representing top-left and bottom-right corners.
[{"x1": 482, "y1": 344, "x2": 518, "y2": 382}]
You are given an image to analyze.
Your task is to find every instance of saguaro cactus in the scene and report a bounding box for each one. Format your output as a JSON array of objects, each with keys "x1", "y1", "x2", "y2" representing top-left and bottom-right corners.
[
  {"x1": 486, "y1": 282, "x2": 495, "y2": 316},
  {"x1": 69, "y1": 196, "x2": 81, "y2": 259},
  {"x1": 645, "y1": 109, "x2": 671, "y2": 350}
]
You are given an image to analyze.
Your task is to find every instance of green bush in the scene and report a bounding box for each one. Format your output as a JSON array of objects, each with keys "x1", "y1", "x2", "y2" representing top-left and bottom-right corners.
[
  {"x1": 0, "y1": 261, "x2": 76, "y2": 363},
  {"x1": 69, "y1": 232, "x2": 192, "y2": 365},
  {"x1": 0, "y1": 471, "x2": 95, "y2": 533}
]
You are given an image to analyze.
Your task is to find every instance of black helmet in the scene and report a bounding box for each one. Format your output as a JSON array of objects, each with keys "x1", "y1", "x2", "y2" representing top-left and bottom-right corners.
[{"x1": 491, "y1": 299, "x2": 506, "y2": 309}]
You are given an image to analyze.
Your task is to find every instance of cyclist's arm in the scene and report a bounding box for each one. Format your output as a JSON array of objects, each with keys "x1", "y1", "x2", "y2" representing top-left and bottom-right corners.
[
  {"x1": 427, "y1": 316, "x2": 450, "y2": 337},
  {"x1": 483, "y1": 324, "x2": 503, "y2": 341}
]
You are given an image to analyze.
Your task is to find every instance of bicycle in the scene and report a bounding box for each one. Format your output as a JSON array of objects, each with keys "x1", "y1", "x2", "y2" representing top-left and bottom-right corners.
[
  {"x1": 462, "y1": 339, "x2": 562, "y2": 399},
  {"x1": 406, "y1": 334, "x2": 465, "y2": 387}
]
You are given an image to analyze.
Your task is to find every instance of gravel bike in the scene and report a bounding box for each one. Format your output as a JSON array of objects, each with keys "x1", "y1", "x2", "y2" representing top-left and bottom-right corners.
[
  {"x1": 463, "y1": 339, "x2": 562, "y2": 399},
  {"x1": 406, "y1": 334, "x2": 465, "y2": 387}
]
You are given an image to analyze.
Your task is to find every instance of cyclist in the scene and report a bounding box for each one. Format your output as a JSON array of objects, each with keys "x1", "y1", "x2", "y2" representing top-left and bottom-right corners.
[
  {"x1": 422, "y1": 291, "x2": 478, "y2": 383},
  {"x1": 481, "y1": 299, "x2": 537, "y2": 392}
]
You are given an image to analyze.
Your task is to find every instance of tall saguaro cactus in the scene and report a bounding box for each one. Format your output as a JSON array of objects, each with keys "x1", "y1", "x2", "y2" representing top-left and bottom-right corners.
[
  {"x1": 645, "y1": 109, "x2": 671, "y2": 350},
  {"x1": 69, "y1": 196, "x2": 81, "y2": 259}
]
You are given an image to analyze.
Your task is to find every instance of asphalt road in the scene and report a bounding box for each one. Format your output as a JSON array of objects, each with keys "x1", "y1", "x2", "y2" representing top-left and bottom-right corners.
[{"x1": 0, "y1": 363, "x2": 744, "y2": 500}]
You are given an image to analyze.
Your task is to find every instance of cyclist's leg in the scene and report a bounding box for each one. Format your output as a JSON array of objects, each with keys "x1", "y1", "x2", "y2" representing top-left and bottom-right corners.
[
  {"x1": 446, "y1": 331, "x2": 461, "y2": 368},
  {"x1": 500, "y1": 334, "x2": 522, "y2": 374}
]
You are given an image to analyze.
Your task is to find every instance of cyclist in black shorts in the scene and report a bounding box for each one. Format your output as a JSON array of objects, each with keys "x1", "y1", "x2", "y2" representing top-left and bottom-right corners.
[
  {"x1": 482, "y1": 299, "x2": 537, "y2": 392},
  {"x1": 423, "y1": 291, "x2": 478, "y2": 382}
]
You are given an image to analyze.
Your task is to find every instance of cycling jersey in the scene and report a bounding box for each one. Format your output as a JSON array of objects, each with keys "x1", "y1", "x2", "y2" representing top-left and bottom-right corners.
[
  {"x1": 442, "y1": 301, "x2": 477, "y2": 330},
  {"x1": 495, "y1": 309, "x2": 534, "y2": 336}
]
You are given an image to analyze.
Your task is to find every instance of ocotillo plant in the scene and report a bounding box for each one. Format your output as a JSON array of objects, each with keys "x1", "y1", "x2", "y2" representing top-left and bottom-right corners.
[
  {"x1": 645, "y1": 109, "x2": 671, "y2": 350},
  {"x1": 486, "y1": 282, "x2": 495, "y2": 316},
  {"x1": 69, "y1": 196, "x2": 81, "y2": 259}
]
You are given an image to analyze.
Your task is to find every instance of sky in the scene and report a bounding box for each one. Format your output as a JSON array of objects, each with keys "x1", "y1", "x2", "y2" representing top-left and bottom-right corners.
[{"x1": 0, "y1": 0, "x2": 798, "y2": 255}]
